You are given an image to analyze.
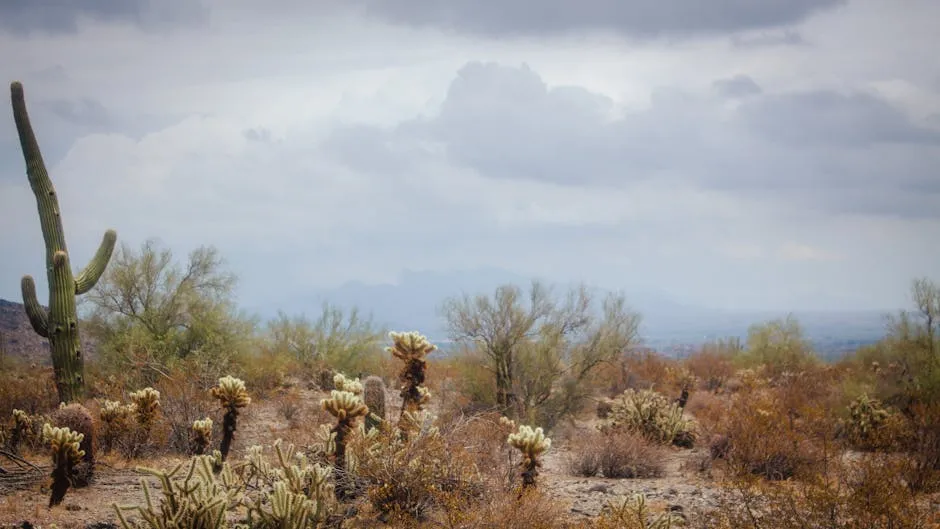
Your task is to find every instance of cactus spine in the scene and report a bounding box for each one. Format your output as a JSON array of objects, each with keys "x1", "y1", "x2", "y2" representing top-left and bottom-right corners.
[{"x1": 11, "y1": 82, "x2": 117, "y2": 403}]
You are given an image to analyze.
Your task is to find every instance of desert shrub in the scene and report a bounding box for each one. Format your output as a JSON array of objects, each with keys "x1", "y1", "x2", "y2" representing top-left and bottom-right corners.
[
  {"x1": 273, "y1": 387, "x2": 304, "y2": 430},
  {"x1": 442, "y1": 411, "x2": 519, "y2": 491},
  {"x1": 737, "y1": 316, "x2": 818, "y2": 381},
  {"x1": 703, "y1": 452, "x2": 936, "y2": 529},
  {"x1": 153, "y1": 374, "x2": 216, "y2": 454},
  {"x1": 717, "y1": 389, "x2": 824, "y2": 481},
  {"x1": 451, "y1": 488, "x2": 577, "y2": 529},
  {"x1": 568, "y1": 429, "x2": 666, "y2": 479},
  {"x1": 607, "y1": 388, "x2": 696, "y2": 446},
  {"x1": 350, "y1": 412, "x2": 485, "y2": 522},
  {"x1": 439, "y1": 353, "x2": 501, "y2": 415},
  {"x1": 897, "y1": 402, "x2": 940, "y2": 493},
  {"x1": 0, "y1": 359, "x2": 58, "y2": 417},
  {"x1": 684, "y1": 340, "x2": 739, "y2": 393},
  {"x1": 597, "y1": 350, "x2": 679, "y2": 397}
]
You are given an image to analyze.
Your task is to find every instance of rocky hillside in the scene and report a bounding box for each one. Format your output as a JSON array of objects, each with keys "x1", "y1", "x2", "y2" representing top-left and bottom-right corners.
[{"x1": 0, "y1": 298, "x2": 97, "y2": 365}]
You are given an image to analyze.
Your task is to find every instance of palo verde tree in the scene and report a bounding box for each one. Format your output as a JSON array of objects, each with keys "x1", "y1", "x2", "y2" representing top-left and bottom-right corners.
[
  {"x1": 82, "y1": 239, "x2": 253, "y2": 385},
  {"x1": 441, "y1": 280, "x2": 641, "y2": 425},
  {"x1": 11, "y1": 82, "x2": 117, "y2": 403}
]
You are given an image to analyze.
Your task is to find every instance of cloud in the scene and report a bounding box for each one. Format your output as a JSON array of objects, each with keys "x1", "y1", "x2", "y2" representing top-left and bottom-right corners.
[
  {"x1": 1, "y1": 0, "x2": 939, "y2": 316},
  {"x1": 778, "y1": 243, "x2": 842, "y2": 262},
  {"x1": 345, "y1": 0, "x2": 846, "y2": 39},
  {"x1": 324, "y1": 61, "x2": 940, "y2": 220},
  {"x1": 0, "y1": 0, "x2": 208, "y2": 35}
]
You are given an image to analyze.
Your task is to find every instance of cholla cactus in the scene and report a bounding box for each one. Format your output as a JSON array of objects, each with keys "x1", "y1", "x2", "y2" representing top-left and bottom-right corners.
[
  {"x1": 599, "y1": 493, "x2": 686, "y2": 529},
  {"x1": 191, "y1": 418, "x2": 213, "y2": 456},
  {"x1": 8, "y1": 409, "x2": 32, "y2": 454},
  {"x1": 321, "y1": 389, "x2": 369, "y2": 499},
  {"x1": 244, "y1": 440, "x2": 334, "y2": 526},
  {"x1": 113, "y1": 455, "x2": 243, "y2": 529},
  {"x1": 609, "y1": 388, "x2": 695, "y2": 445},
  {"x1": 129, "y1": 387, "x2": 161, "y2": 429},
  {"x1": 210, "y1": 375, "x2": 250, "y2": 462},
  {"x1": 508, "y1": 424, "x2": 551, "y2": 488},
  {"x1": 333, "y1": 373, "x2": 363, "y2": 395},
  {"x1": 98, "y1": 399, "x2": 134, "y2": 453},
  {"x1": 386, "y1": 331, "x2": 436, "y2": 423},
  {"x1": 845, "y1": 393, "x2": 890, "y2": 449},
  {"x1": 43, "y1": 423, "x2": 85, "y2": 507}
]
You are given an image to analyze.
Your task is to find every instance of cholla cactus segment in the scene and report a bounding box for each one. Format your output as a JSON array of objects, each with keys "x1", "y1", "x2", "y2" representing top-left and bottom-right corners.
[
  {"x1": 129, "y1": 387, "x2": 161, "y2": 424},
  {"x1": 321, "y1": 390, "x2": 369, "y2": 421},
  {"x1": 254, "y1": 480, "x2": 315, "y2": 527},
  {"x1": 12, "y1": 409, "x2": 31, "y2": 429},
  {"x1": 386, "y1": 331, "x2": 437, "y2": 361},
  {"x1": 193, "y1": 417, "x2": 213, "y2": 438},
  {"x1": 400, "y1": 410, "x2": 440, "y2": 438},
  {"x1": 210, "y1": 375, "x2": 251, "y2": 409},
  {"x1": 99, "y1": 399, "x2": 134, "y2": 423},
  {"x1": 333, "y1": 373, "x2": 364, "y2": 395},
  {"x1": 508, "y1": 424, "x2": 551, "y2": 460},
  {"x1": 43, "y1": 423, "x2": 85, "y2": 464}
]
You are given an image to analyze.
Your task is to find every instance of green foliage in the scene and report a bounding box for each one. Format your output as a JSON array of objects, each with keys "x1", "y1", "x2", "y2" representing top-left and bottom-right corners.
[
  {"x1": 607, "y1": 388, "x2": 695, "y2": 446},
  {"x1": 441, "y1": 281, "x2": 641, "y2": 427},
  {"x1": 738, "y1": 315, "x2": 818, "y2": 379},
  {"x1": 265, "y1": 304, "x2": 386, "y2": 375},
  {"x1": 83, "y1": 239, "x2": 256, "y2": 387},
  {"x1": 11, "y1": 82, "x2": 117, "y2": 403}
]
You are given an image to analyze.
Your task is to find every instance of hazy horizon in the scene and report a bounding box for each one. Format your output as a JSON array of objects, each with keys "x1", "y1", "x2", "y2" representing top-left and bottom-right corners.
[{"x1": 2, "y1": 0, "x2": 938, "y2": 318}]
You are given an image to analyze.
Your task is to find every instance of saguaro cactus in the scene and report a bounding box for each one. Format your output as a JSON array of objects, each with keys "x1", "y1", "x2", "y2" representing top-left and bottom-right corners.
[{"x1": 11, "y1": 82, "x2": 117, "y2": 403}]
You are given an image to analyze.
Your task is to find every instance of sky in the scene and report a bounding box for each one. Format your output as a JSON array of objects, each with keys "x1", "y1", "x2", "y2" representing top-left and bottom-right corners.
[{"x1": 0, "y1": 0, "x2": 938, "y2": 318}]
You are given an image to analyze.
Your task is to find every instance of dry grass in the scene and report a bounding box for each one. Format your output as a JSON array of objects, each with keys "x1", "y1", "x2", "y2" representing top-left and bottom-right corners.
[{"x1": 566, "y1": 429, "x2": 666, "y2": 479}]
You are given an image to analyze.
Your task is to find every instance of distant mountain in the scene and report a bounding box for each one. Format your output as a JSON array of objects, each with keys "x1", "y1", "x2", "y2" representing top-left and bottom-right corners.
[{"x1": 0, "y1": 298, "x2": 97, "y2": 365}]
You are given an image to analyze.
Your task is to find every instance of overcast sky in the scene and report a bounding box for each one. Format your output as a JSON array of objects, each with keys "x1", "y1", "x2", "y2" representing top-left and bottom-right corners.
[{"x1": 1, "y1": 0, "x2": 938, "y2": 316}]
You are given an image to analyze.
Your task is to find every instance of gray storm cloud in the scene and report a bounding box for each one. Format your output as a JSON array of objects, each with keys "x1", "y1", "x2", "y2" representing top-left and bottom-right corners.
[
  {"x1": 323, "y1": 62, "x2": 940, "y2": 219},
  {"x1": 345, "y1": 0, "x2": 846, "y2": 38}
]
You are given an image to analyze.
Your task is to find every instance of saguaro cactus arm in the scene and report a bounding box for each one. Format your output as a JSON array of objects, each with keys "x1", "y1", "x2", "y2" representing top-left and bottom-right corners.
[
  {"x1": 75, "y1": 230, "x2": 117, "y2": 295},
  {"x1": 21, "y1": 275, "x2": 49, "y2": 337}
]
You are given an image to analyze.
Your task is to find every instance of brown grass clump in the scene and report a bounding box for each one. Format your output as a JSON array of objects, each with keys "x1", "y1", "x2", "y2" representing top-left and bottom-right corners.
[{"x1": 566, "y1": 429, "x2": 666, "y2": 479}]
